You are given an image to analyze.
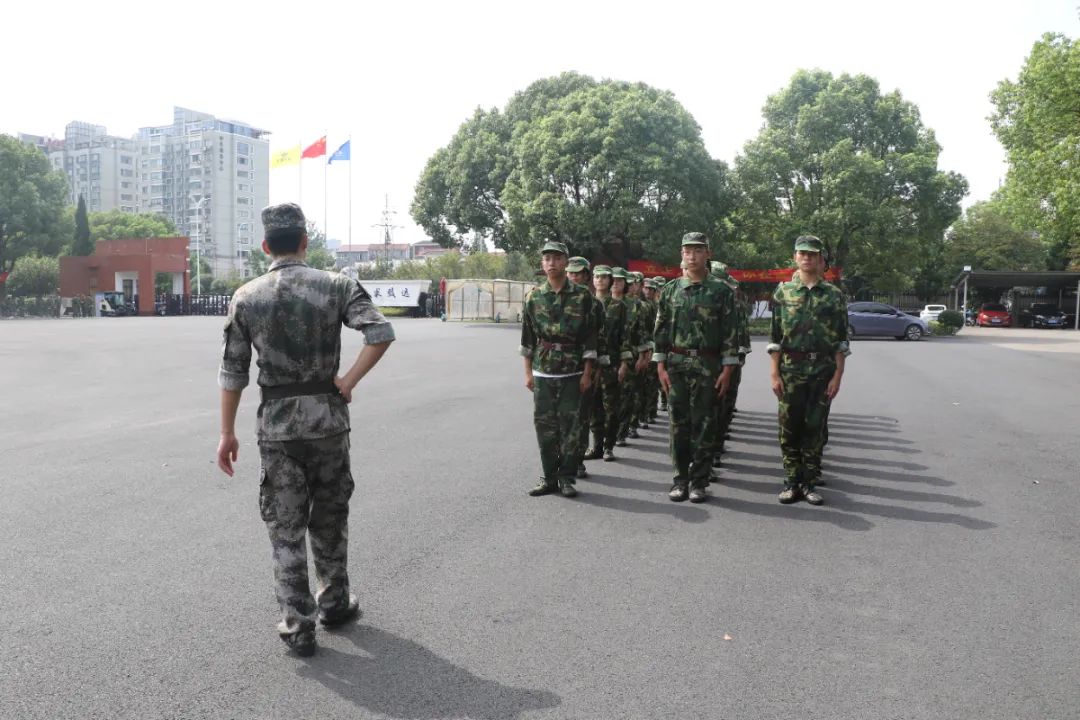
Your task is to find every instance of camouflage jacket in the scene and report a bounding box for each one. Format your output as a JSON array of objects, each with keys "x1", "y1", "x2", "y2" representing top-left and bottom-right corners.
[
  {"x1": 519, "y1": 279, "x2": 599, "y2": 374},
  {"x1": 736, "y1": 297, "x2": 752, "y2": 357},
  {"x1": 653, "y1": 275, "x2": 740, "y2": 373},
  {"x1": 635, "y1": 297, "x2": 657, "y2": 355},
  {"x1": 218, "y1": 259, "x2": 395, "y2": 441},
  {"x1": 571, "y1": 280, "x2": 610, "y2": 366},
  {"x1": 601, "y1": 295, "x2": 635, "y2": 363},
  {"x1": 767, "y1": 275, "x2": 850, "y2": 370}
]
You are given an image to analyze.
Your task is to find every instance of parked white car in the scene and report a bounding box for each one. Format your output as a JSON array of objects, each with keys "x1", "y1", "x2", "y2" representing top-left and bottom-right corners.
[{"x1": 919, "y1": 304, "x2": 947, "y2": 323}]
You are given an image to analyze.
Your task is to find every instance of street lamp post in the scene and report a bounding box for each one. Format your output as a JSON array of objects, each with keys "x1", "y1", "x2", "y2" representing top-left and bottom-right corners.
[{"x1": 193, "y1": 196, "x2": 211, "y2": 294}]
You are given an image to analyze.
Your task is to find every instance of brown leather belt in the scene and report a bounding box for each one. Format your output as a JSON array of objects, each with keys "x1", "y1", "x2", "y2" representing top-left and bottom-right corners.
[
  {"x1": 541, "y1": 340, "x2": 578, "y2": 351},
  {"x1": 781, "y1": 349, "x2": 824, "y2": 362},
  {"x1": 260, "y1": 380, "x2": 338, "y2": 401},
  {"x1": 670, "y1": 347, "x2": 720, "y2": 358}
]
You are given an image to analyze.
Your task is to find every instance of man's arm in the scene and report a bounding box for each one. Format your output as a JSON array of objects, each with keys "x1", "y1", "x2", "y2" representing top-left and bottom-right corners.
[
  {"x1": 217, "y1": 389, "x2": 242, "y2": 476},
  {"x1": 336, "y1": 341, "x2": 392, "y2": 402},
  {"x1": 217, "y1": 304, "x2": 251, "y2": 477}
]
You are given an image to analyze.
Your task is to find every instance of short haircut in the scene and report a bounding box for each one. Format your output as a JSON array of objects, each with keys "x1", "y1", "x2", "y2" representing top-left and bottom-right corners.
[{"x1": 265, "y1": 228, "x2": 305, "y2": 255}]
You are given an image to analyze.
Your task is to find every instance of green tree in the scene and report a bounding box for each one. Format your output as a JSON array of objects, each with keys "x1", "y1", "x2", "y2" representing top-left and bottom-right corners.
[
  {"x1": 190, "y1": 254, "x2": 213, "y2": 293},
  {"x1": 0, "y1": 135, "x2": 69, "y2": 288},
  {"x1": 943, "y1": 201, "x2": 1045, "y2": 271},
  {"x1": 733, "y1": 70, "x2": 968, "y2": 292},
  {"x1": 991, "y1": 33, "x2": 1080, "y2": 269},
  {"x1": 247, "y1": 247, "x2": 270, "y2": 276},
  {"x1": 72, "y1": 195, "x2": 93, "y2": 256},
  {"x1": 6, "y1": 254, "x2": 60, "y2": 297},
  {"x1": 412, "y1": 73, "x2": 733, "y2": 263},
  {"x1": 210, "y1": 272, "x2": 246, "y2": 295},
  {"x1": 304, "y1": 221, "x2": 336, "y2": 270},
  {"x1": 89, "y1": 209, "x2": 176, "y2": 242}
]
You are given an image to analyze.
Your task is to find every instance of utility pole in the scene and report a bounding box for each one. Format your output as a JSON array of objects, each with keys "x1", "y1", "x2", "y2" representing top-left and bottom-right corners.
[{"x1": 371, "y1": 195, "x2": 401, "y2": 268}]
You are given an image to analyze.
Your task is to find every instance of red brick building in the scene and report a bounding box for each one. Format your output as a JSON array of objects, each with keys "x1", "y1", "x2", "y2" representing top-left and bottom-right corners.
[{"x1": 60, "y1": 237, "x2": 190, "y2": 316}]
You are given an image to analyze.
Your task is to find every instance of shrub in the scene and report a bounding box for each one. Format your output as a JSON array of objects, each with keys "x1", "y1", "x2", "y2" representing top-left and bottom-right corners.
[
  {"x1": 930, "y1": 320, "x2": 959, "y2": 336},
  {"x1": 937, "y1": 309, "x2": 964, "y2": 330}
]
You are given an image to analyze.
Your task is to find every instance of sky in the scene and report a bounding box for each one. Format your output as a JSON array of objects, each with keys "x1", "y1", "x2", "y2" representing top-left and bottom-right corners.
[{"x1": 4, "y1": 0, "x2": 1078, "y2": 247}]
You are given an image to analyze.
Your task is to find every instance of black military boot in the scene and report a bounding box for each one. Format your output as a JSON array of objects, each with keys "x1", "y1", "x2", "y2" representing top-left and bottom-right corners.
[
  {"x1": 576, "y1": 463, "x2": 588, "y2": 479},
  {"x1": 282, "y1": 630, "x2": 317, "y2": 657},
  {"x1": 320, "y1": 594, "x2": 361, "y2": 627},
  {"x1": 628, "y1": 428, "x2": 640, "y2": 439}
]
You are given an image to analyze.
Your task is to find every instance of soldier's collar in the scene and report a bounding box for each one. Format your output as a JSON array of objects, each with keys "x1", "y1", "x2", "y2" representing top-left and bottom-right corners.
[{"x1": 268, "y1": 258, "x2": 309, "y2": 272}]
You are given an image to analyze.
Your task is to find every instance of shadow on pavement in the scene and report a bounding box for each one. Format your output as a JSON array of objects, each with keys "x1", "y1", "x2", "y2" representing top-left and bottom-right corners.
[
  {"x1": 584, "y1": 472, "x2": 670, "y2": 493},
  {"x1": 576, "y1": 489, "x2": 711, "y2": 523},
  {"x1": 712, "y1": 495, "x2": 874, "y2": 531},
  {"x1": 296, "y1": 625, "x2": 561, "y2": 719},
  {"x1": 730, "y1": 426, "x2": 917, "y2": 445},
  {"x1": 610, "y1": 456, "x2": 673, "y2": 473}
]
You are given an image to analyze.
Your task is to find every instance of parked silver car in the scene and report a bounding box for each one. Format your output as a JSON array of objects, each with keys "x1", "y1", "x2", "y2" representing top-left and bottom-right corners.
[{"x1": 847, "y1": 302, "x2": 931, "y2": 340}]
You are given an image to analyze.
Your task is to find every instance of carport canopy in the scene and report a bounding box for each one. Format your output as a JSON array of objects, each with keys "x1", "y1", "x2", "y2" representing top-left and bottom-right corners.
[{"x1": 951, "y1": 269, "x2": 1080, "y2": 329}]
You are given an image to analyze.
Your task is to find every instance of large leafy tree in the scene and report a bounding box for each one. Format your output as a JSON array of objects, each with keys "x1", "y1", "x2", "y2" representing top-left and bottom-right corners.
[
  {"x1": 734, "y1": 70, "x2": 968, "y2": 291},
  {"x1": 6, "y1": 255, "x2": 60, "y2": 297},
  {"x1": 412, "y1": 73, "x2": 732, "y2": 263},
  {"x1": 991, "y1": 33, "x2": 1080, "y2": 269},
  {"x1": 89, "y1": 210, "x2": 176, "y2": 243},
  {"x1": 943, "y1": 201, "x2": 1045, "y2": 272},
  {"x1": 0, "y1": 135, "x2": 69, "y2": 283}
]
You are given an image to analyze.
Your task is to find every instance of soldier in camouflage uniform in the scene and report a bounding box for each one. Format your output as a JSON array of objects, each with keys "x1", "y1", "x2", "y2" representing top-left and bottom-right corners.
[
  {"x1": 616, "y1": 272, "x2": 646, "y2": 444},
  {"x1": 652, "y1": 276, "x2": 670, "y2": 415},
  {"x1": 767, "y1": 235, "x2": 849, "y2": 506},
  {"x1": 709, "y1": 262, "x2": 750, "y2": 469},
  {"x1": 638, "y1": 278, "x2": 661, "y2": 426},
  {"x1": 520, "y1": 241, "x2": 599, "y2": 497},
  {"x1": 567, "y1": 256, "x2": 608, "y2": 479},
  {"x1": 654, "y1": 233, "x2": 740, "y2": 503},
  {"x1": 217, "y1": 203, "x2": 395, "y2": 657},
  {"x1": 587, "y1": 267, "x2": 633, "y2": 461}
]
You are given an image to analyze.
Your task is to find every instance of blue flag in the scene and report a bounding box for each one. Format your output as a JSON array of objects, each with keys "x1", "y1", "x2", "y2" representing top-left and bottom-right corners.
[{"x1": 328, "y1": 140, "x2": 350, "y2": 164}]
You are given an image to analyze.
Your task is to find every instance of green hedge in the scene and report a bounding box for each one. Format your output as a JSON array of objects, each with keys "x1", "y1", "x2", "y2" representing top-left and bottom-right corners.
[
  {"x1": 930, "y1": 320, "x2": 960, "y2": 336},
  {"x1": 937, "y1": 310, "x2": 964, "y2": 330}
]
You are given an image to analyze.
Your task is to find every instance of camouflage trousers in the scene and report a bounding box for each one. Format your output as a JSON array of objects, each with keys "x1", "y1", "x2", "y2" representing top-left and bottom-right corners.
[
  {"x1": 638, "y1": 364, "x2": 660, "y2": 422},
  {"x1": 667, "y1": 368, "x2": 720, "y2": 489},
  {"x1": 533, "y1": 375, "x2": 582, "y2": 486},
  {"x1": 618, "y1": 364, "x2": 643, "y2": 439},
  {"x1": 590, "y1": 366, "x2": 622, "y2": 452},
  {"x1": 577, "y1": 371, "x2": 598, "y2": 462},
  {"x1": 777, "y1": 367, "x2": 833, "y2": 488},
  {"x1": 715, "y1": 362, "x2": 744, "y2": 452},
  {"x1": 258, "y1": 432, "x2": 354, "y2": 637}
]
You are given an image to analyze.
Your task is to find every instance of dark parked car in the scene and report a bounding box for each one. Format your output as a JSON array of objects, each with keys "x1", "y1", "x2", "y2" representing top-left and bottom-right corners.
[
  {"x1": 847, "y1": 302, "x2": 930, "y2": 341},
  {"x1": 1020, "y1": 303, "x2": 1067, "y2": 328}
]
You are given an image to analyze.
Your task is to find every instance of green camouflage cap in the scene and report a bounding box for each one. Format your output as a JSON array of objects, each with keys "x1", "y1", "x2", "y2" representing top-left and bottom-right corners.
[
  {"x1": 626, "y1": 271, "x2": 641, "y2": 284},
  {"x1": 611, "y1": 266, "x2": 629, "y2": 279},
  {"x1": 652, "y1": 276, "x2": 666, "y2": 286},
  {"x1": 262, "y1": 202, "x2": 306, "y2": 233},
  {"x1": 709, "y1": 260, "x2": 730, "y2": 277},
  {"x1": 794, "y1": 235, "x2": 824, "y2": 253},
  {"x1": 681, "y1": 231, "x2": 709, "y2": 248},
  {"x1": 567, "y1": 256, "x2": 589, "y2": 272},
  {"x1": 541, "y1": 240, "x2": 569, "y2": 256},
  {"x1": 593, "y1": 264, "x2": 613, "y2": 276}
]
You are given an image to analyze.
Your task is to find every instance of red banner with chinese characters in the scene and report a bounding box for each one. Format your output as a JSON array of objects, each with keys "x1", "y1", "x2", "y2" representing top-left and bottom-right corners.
[
  {"x1": 0, "y1": 271, "x2": 9, "y2": 285},
  {"x1": 627, "y1": 260, "x2": 841, "y2": 283}
]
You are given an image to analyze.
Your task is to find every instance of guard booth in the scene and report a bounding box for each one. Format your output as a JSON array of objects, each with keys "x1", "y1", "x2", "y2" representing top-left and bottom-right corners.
[{"x1": 952, "y1": 269, "x2": 1080, "y2": 330}]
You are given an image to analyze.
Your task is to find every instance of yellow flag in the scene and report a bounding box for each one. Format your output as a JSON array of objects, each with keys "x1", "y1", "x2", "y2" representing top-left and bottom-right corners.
[{"x1": 271, "y1": 145, "x2": 301, "y2": 168}]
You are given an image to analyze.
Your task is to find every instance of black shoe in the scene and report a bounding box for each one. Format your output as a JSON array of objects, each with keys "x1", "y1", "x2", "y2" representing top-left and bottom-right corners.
[
  {"x1": 319, "y1": 594, "x2": 361, "y2": 627},
  {"x1": 709, "y1": 469, "x2": 719, "y2": 483},
  {"x1": 803, "y1": 487, "x2": 823, "y2": 505},
  {"x1": 778, "y1": 487, "x2": 799, "y2": 504},
  {"x1": 668, "y1": 485, "x2": 688, "y2": 502},
  {"x1": 282, "y1": 630, "x2": 316, "y2": 656},
  {"x1": 560, "y1": 484, "x2": 578, "y2": 498},
  {"x1": 815, "y1": 477, "x2": 826, "y2": 487},
  {"x1": 640, "y1": 422, "x2": 650, "y2": 430},
  {"x1": 712, "y1": 454, "x2": 723, "y2": 468},
  {"x1": 628, "y1": 429, "x2": 640, "y2": 439},
  {"x1": 576, "y1": 464, "x2": 588, "y2": 479},
  {"x1": 603, "y1": 450, "x2": 615, "y2": 462},
  {"x1": 528, "y1": 481, "x2": 558, "y2": 496},
  {"x1": 615, "y1": 439, "x2": 628, "y2": 447},
  {"x1": 689, "y1": 487, "x2": 708, "y2": 503},
  {"x1": 584, "y1": 447, "x2": 603, "y2": 460}
]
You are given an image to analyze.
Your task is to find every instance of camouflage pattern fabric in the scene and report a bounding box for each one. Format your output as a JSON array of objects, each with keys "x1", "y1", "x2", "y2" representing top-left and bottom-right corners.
[
  {"x1": 577, "y1": 290, "x2": 608, "y2": 462},
  {"x1": 654, "y1": 275, "x2": 740, "y2": 486},
  {"x1": 715, "y1": 296, "x2": 751, "y2": 452},
  {"x1": 590, "y1": 367, "x2": 622, "y2": 452},
  {"x1": 533, "y1": 377, "x2": 583, "y2": 487},
  {"x1": 635, "y1": 297, "x2": 659, "y2": 422},
  {"x1": 766, "y1": 275, "x2": 850, "y2": 488},
  {"x1": 219, "y1": 259, "x2": 396, "y2": 441},
  {"x1": 259, "y1": 432, "x2": 354, "y2": 637},
  {"x1": 519, "y1": 280, "x2": 599, "y2": 374}
]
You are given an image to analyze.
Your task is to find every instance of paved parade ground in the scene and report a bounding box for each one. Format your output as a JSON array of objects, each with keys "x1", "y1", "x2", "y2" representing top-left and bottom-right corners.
[{"x1": 2, "y1": 318, "x2": 1079, "y2": 720}]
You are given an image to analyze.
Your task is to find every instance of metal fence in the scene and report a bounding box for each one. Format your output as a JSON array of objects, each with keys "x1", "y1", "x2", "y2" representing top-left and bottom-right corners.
[{"x1": 154, "y1": 294, "x2": 232, "y2": 316}]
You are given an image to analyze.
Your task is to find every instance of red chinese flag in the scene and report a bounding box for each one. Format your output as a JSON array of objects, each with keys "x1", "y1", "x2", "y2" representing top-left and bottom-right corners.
[{"x1": 301, "y1": 136, "x2": 327, "y2": 159}]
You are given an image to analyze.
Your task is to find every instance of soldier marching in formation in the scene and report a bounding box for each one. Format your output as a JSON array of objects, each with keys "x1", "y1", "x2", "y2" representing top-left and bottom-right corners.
[{"x1": 521, "y1": 232, "x2": 848, "y2": 509}]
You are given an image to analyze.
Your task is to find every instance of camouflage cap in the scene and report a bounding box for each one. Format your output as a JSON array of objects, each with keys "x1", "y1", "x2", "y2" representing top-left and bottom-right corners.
[
  {"x1": 567, "y1": 256, "x2": 589, "y2": 272},
  {"x1": 262, "y1": 203, "x2": 306, "y2": 233},
  {"x1": 593, "y1": 264, "x2": 613, "y2": 276},
  {"x1": 541, "y1": 240, "x2": 569, "y2": 256},
  {"x1": 652, "y1": 276, "x2": 666, "y2": 286},
  {"x1": 709, "y1": 260, "x2": 729, "y2": 277},
  {"x1": 794, "y1": 235, "x2": 824, "y2": 253},
  {"x1": 681, "y1": 232, "x2": 709, "y2": 248},
  {"x1": 611, "y1": 266, "x2": 629, "y2": 279}
]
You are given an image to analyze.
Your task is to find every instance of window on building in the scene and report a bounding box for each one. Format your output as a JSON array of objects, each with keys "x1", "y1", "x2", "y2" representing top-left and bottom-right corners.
[
  {"x1": 236, "y1": 142, "x2": 250, "y2": 156},
  {"x1": 121, "y1": 194, "x2": 133, "y2": 201},
  {"x1": 121, "y1": 156, "x2": 133, "y2": 164},
  {"x1": 237, "y1": 157, "x2": 249, "y2": 166},
  {"x1": 238, "y1": 183, "x2": 249, "y2": 192},
  {"x1": 237, "y1": 197, "x2": 251, "y2": 205},
  {"x1": 236, "y1": 170, "x2": 249, "y2": 178}
]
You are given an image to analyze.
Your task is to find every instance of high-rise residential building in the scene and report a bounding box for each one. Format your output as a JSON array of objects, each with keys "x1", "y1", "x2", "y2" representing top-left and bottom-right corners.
[
  {"x1": 137, "y1": 107, "x2": 270, "y2": 280},
  {"x1": 19, "y1": 123, "x2": 140, "y2": 213}
]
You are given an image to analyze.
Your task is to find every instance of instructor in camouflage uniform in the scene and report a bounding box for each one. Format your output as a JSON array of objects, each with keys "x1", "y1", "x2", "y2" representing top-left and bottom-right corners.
[
  {"x1": 767, "y1": 235, "x2": 849, "y2": 506},
  {"x1": 653, "y1": 232, "x2": 740, "y2": 503},
  {"x1": 567, "y1": 256, "x2": 608, "y2": 479},
  {"x1": 217, "y1": 203, "x2": 395, "y2": 657},
  {"x1": 520, "y1": 241, "x2": 599, "y2": 497}
]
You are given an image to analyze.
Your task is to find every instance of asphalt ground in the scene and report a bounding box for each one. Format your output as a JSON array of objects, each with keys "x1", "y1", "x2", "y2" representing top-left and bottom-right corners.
[{"x1": 1, "y1": 319, "x2": 1078, "y2": 720}]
